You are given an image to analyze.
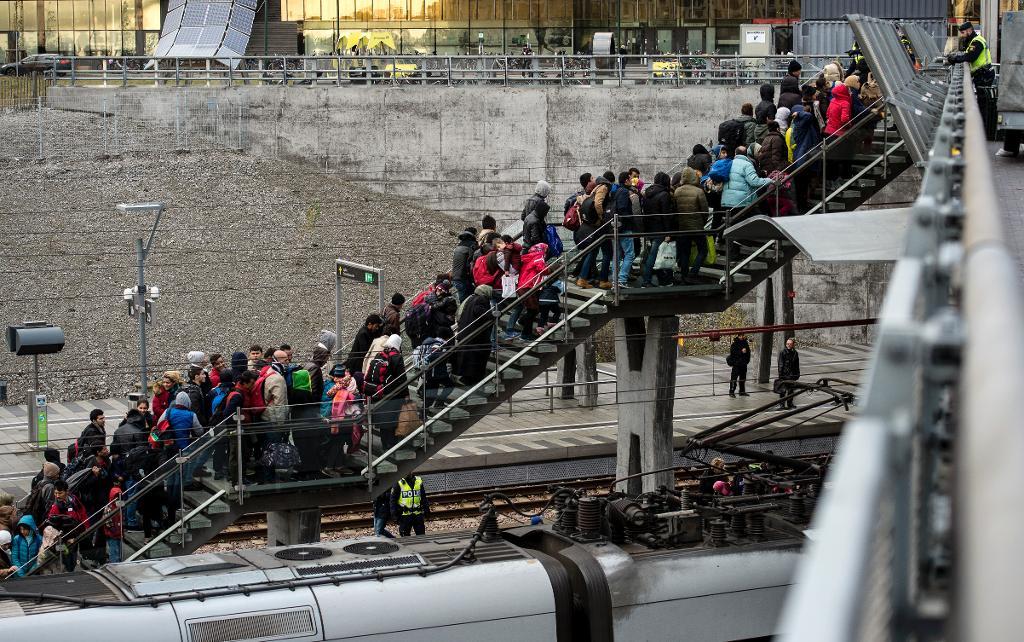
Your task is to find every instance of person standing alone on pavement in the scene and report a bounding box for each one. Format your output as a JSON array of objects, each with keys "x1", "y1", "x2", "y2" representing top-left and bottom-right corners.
[
  {"x1": 728, "y1": 334, "x2": 751, "y2": 397},
  {"x1": 391, "y1": 473, "x2": 429, "y2": 536},
  {"x1": 776, "y1": 337, "x2": 801, "y2": 409}
]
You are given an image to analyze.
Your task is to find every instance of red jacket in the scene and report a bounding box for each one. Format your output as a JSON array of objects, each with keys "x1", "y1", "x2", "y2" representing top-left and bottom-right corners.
[
  {"x1": 151, "y1": 388, "x2": 171, "y2": 422},
  {"x1": 48, "y1": 494, "x2": 90, "y2": 530},
  {"x1": 824, "y1": 83, "x2": 852, "y2": 136},
  {"x1": 518, "y1": 244, "x2": 550, "y2": 292},
  {"x1": 103, "y1": 487, "x2": 122, "y2": 539}
]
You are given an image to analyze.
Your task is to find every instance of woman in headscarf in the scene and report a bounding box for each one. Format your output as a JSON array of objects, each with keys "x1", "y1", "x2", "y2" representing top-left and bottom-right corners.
[{"x1": 686, "y1": 144, "x2": 713, "y2": 175}]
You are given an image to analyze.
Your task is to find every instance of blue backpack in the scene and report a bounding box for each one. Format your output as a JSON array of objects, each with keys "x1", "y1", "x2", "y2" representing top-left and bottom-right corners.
[{"x1": 545, "y1": 225, "x2": 563, "y2": 257}]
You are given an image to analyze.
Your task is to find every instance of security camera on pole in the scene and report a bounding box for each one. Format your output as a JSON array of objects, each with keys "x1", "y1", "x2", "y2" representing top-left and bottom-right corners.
[{"x1": 117, "y1": 202, "x2": 165, "y2": 399}]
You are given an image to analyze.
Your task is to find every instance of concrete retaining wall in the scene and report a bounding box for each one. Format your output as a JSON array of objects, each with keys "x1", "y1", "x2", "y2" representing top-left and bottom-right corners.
[{"x1": 50, "y1": 84, "x2": 916, "y2": 345}]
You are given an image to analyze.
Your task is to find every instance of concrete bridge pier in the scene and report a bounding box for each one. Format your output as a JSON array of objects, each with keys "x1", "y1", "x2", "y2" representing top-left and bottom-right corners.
[
  {"x1": 614, "y1": 316, "x2": 679, "y2": 495},
  {"x1": 267, "y1": 507, "x2": 322, "y2": 546}
]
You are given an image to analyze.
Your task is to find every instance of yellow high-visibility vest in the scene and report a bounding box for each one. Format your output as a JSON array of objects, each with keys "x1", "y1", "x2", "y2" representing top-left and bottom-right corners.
[
  {"x1": 968, "y1": 35, "x2": 992, "y2": 74},
  {"x1": 397, "y1": 477, "x2": 423, "y2": 515}
]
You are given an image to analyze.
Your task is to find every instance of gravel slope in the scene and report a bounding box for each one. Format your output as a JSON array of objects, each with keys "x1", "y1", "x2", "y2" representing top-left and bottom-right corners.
[{"x1": 0, "y1": 148, "x2": 465, "y2": 404}]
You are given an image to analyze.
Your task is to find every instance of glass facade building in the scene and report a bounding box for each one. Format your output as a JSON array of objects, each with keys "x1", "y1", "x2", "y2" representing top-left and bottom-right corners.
[{"x1": 0, "y1": 0, "x2": 1017, "y2": 62}]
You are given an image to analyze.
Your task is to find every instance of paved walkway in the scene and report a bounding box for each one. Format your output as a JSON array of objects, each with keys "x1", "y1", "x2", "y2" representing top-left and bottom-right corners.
[{"x1": 0, "y1": 344, "x2": 870, "y2": 499}]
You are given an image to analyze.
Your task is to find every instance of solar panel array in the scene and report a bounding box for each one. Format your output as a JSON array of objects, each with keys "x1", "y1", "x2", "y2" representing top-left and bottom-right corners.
[
  {"x1": 901, "y1": 21, "x2": 944, "y2": 68},
  {"x1": 848, "y1": 13, "x2": 949, "y2": 165},
  {"x1": 154, "y1": 0, "x2": 255, "y2": 65}
]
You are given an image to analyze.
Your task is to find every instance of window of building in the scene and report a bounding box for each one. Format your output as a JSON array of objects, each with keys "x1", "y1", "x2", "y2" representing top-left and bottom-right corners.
[{"x1": 121, "y1": 0, "x2": 135, "y2": 29}]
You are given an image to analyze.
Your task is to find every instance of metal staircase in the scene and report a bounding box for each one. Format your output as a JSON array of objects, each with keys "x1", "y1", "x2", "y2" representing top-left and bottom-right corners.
[{"x1": 8, "y1": 96, "x2": 922, "y2": 569}]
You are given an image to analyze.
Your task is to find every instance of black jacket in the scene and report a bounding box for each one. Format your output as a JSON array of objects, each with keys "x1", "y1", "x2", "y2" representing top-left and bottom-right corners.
[
  {"x1": 111, "y1": 412, "x2": 148, "y2": 456},
  {"x1": 778, "y1": 347, "x2": 800, "y2": 380},
  {"x1": 451, "y1": 231, "x2": 477, "y2": 283},
  {"x1": 642, "y1": 183, "x2": 673, "y2": 234},
  {"x1": 521, "y1": 194, "x2": 550, "y2": 221},
  {"x1": 755, "y1": 84, "x2": 777, "y2": 124},
  {"x1": 77, "y1": 422, "x2": 106, "y2": 458},
  {"x1": 729, "y1": 338, "x2": 751, "y2": 367},
  {"x1": 687, "y1": 151, "x2": 713, "y2": 176},
  {"x1": 382, "y1": 349, "x2": 410, "y2": 399},
  {"x1": 614, "y1": 185, "x2": 639, "y2": 232},
  {"x1": 306, "y1": 346, "x2": 330, "y2": 404},
  {"x1": 346, "y1": 325, "x2": 382, "y2": 375},
  {"x1": 181, "y1": 382, "x2": 209, "y2": 426},
  {"x1": 779, "y1": 75, "x2": 802, "y2": 109},
  {"x1": 523, "y1": 209, "x2": 547, "y2": 247}
]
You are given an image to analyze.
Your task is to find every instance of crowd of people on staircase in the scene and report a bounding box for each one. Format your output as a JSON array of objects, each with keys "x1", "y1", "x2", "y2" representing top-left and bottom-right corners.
[{"x1": 0, "y1": 50, "x2": 897, "y2": 576}]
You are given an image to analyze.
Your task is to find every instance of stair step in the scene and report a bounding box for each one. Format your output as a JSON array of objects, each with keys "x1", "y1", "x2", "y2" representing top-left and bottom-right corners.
[
  {"x1": 175, "y1": 509, "x2": 212, "y2": 529},
  {"x1": 393, "y1": 449, "x2": 418, "y2": 461},
  {"x1": 185, "y1": 490, "x2": 230, "y2": 514},
  {"x1": 496, "y1": 349, "x2": 540, "y2": 366},
  {"x1": 461, "y1": 394, "x2": 490, "y2": 406},
  {"x1": 498, "y1": 367, "x2": 524, "y2": 380},
  {"x1": 412, "y1": 433, "x2": 435, "y2": 447},
  {"x1": 445, "y1": 407, "x2": 470, "y2": 420},
  {"x1": 123, "y1": 533, "x2": 172, "y2": 559},
  {"x1": 699, "y1": 266, "x2": 751, "y2": 283},
  {"x1": 532, "y1": 341, "x2": 558, "y2": 353},
  {"x1": 427, "y1": 420, "x2": 453, "y2": 434},
  {"x1": 570, "y1": 317, "x2": 591, "y2": 328},
  {"x1": 374, "y1": 460, "x2": 398, "y2": 474},
  {"x1": 165, "y1": 530, "x2": 193, "y2": 546},
  {"x1": 714, "y1": 255, "x2": 767, "y2": 271}
]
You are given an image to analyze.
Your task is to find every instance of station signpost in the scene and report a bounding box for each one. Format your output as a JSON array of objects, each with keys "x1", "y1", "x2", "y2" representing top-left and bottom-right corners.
[{"x1": 335, "y1": 259, "x2": 384, "y2": 360}]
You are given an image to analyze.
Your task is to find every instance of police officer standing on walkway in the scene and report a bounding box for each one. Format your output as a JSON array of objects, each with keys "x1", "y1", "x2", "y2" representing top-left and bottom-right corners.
[
  {"x1": 392, "y1": 473, "x2": 430, "y2": 536},
  {"x1": 946, "y1": 22, "x2": 995, "y2": 107}
]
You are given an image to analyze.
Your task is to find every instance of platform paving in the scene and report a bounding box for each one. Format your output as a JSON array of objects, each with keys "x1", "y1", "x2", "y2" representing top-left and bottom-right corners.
[
  {"x1": 990, "y1": 142, "x2": 1024, "y2": 278},
  {"x1": 0, "y1": 344, "x2": 870, "y2": 500}
]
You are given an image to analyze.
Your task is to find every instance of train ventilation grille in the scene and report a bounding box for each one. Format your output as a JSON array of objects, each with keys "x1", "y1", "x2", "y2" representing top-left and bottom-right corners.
[
  {"x1": 274, "y1": 546, "x2": 332, "y2": 561},
  {"x1": 343, "y1": 541, "x2": 400, "y2": 555},
  {"x1": 187, "y1": 607, "x2": 316, "y2": 642},
  {"x1": 295, "y1": 554, "x2": 423, "y2": 577}
]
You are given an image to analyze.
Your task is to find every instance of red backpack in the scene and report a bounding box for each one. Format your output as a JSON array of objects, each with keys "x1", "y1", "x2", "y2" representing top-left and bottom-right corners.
[
  {"x1": 563, "y1": 201, "x2": 581, "y2": 232},
  {"x1": 148, "y1": 417, "x2": 174, "y2": 450},
  {"x1": 472, "y1": 253, "x2": 500, "y2": 287}
]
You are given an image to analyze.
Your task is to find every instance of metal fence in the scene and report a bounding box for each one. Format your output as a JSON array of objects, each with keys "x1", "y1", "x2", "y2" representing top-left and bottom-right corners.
[
  {"x1": 779, "y1": 63, "x2": 1024, "y2": 641},
  {"x1": 31, "y1": 54, "x2": 836, "y2": 88},
  {"x1": 0, "y1": 90, "x2": 249, "y2": 159}
]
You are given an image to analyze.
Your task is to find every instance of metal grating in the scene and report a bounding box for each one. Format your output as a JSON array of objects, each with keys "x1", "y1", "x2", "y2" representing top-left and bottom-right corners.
[
  {"x1": 343, "y1": 541, "x2": 401, "y2": 555},
  {"x1": 295, "y1": 554, "x2": 423, "y2": 576},
  {"x1": 848, "y1": 13, "x2": 949, "y2": 164},
  {"x1": 901, "y1": 21, "x2": 943, "y2": 67},
  {"x1": 188, "y1": 608, "x2": 315, "y2": 642},
  {"x1": 274, "y1": 546, "x2": 333, "y2": 561}
]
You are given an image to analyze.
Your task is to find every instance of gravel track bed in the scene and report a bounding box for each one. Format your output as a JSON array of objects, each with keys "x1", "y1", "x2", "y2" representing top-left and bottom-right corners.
[{"x1": 0, "y1": 107, "x2": 466, "y2": 404}]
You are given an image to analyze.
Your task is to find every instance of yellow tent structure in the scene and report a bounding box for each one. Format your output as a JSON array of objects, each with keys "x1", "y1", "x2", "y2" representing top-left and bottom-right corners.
[{"x1": 338, "y1": 31, "x2": 397, "y2": 52}]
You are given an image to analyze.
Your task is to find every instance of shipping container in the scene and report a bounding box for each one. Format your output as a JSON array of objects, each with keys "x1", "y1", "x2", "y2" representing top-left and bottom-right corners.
[
  {"x1": 801, "y1": 0, "x2": 947, "y2": 20},
  {"x1": 793, "y1": 18, "x2": 946, "y2": 60}
]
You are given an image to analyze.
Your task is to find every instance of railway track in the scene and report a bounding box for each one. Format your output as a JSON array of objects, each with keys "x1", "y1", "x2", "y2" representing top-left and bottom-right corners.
[{"x1": 209, "y1": 451, "x2": 832, "y2": 543}]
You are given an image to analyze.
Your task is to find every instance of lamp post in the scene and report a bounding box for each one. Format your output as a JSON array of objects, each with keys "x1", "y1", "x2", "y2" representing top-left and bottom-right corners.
[{"x1": 117, "y1": 202, "x2": 165, "y2": 399}]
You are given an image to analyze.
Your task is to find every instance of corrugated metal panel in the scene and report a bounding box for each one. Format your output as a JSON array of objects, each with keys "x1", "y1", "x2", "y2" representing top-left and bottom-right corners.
[
  {"x1": 801, "y1": 0, "x2": 947, "y2": 20},
  {"x1": 794, "y1": 19, "x2": 946, "y2": 57}
]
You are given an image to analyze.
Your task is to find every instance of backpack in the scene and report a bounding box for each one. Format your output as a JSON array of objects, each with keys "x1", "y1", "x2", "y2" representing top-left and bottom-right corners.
[
  {"x1": 60, "y1": 454, "x2": 88, "y2": 481},
  {"x1": 260, "y1": 442, "x2": 302, "y2": 470},
  {"x1": 208, "y1": 386, "x2": 229, "y2": 420},
  {"x1": 718, "y1": 118, "x2": 744, "y2": 150},
  {"x1": 147, "y1": 417, "x2": 174, "y2": 450},
  {"x1": 210, "y1": 389, "x2": 242, "y2": 426},
  {"x1": 580, "y1": 195, "x2": 600, "y2": 225},
  {"x1": 403, "y1": 302, "x2": 432, "y2": 341},
  {"x1": 563, "y1": 201, "x2": 581, "y2": 232},
  {"x1": 26, "y1": 480, "x2": 52, "y2": 527},
  {"x1": 545, "y1": 225, "x2": 564, "y2": 257},
  {"x1": 248, "y1": 369, "x2": 271, "y2": 417},
  {"x1": 124, "y1": 445, "x2": 152, "y2": 477},
  {"x1": 66, "y1": 440, "x2": 79, "y2": 464},
  {"x1": 860, "y1": 72, "x2": 882, "y2": 105},
  {"x1": 363, "y1": 348, "x2": 396, "y2": 401}
]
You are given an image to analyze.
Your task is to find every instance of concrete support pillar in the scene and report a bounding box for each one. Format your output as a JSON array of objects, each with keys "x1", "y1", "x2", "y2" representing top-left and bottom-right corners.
[
  {"x1": 780, "y1": 262, "x2": 795, "y2": 340},
  {"x1": 576, "y1": 337, "x2": 598, "y2": 408},
  {"x1": 267, "y1": 507, "x2": 322, "y2": 546},
  {"x1": 557, "y1": 349, "x2": 577, "y2": 400},
  {"x1": 614, "y1": 316, "x2": 678, "y2": 495},
  {"x1": 755, "y1": 277, "x2": 776, "y2": 384}
]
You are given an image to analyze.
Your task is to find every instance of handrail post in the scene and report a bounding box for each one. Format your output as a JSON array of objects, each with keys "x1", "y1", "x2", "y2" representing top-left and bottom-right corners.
[
  {"x1": 504, "y1": 56, "x2": 508, "y2": 87},
  {"x1": 235, "y1": 408, "x2": 244, "y2": 506},
  {"x1": 724, "y1": 209, "x2": 732, "y2": 299},
  {"x1": 560, "y1": 55, "x2": 565, "y2": 87},
  {"x1": 821, "y1": 137, "x2": 828, "y2": 215},
  {"x1": 618, "y1": 55, "x2": 623, "y2": 87},
  {"x1": 175, "y1": 57, "x2": 180, "y2": 86},
  {"x1": 447, "y1": 56, "x2": 452, "y2": 86},
  {"x1": 562, "y1": 259, "x2": 569, "y2": 343},
  {"x1": 366, "y1": 405, "x2": 374, "y2": 492},
  {"x1": 177, "y1": 455, "x2": 186, "y2": 543},
  {"x1": 547, "y1": 369, "x2": 554, "y2": 413},
  {"x1": 612, "y1": 219, "x2": 620, "y2": 305},
  {"x1": 883, "y1": 110, "x2": 889, "y2": 179}
]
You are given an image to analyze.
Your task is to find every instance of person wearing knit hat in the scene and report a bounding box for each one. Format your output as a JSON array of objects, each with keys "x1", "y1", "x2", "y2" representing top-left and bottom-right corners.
[
  {"x1": 382, "y1": 293, "x2": 405, "y2": 336},
  {"x1": 787, "y1": 59, "x2": 801, "y2": 74},
  {"x1": 366, "y1": 334, "x2": 409, "y2": 451},
  {"x1": 187, "y1": 350, "x2": 207, "y2": 369},
  {"x1": 42, "y1": 462, "x2": 60, "y2": 480},
  {"x1": 385, "y1": 334, "x2": 403, "y2": 351}
]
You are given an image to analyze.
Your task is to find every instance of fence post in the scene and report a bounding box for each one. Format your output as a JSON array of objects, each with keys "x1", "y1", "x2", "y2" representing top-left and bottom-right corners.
[
  {"x1": 103, "y1": 95, "x2": 109, "y2": 157},
  {"x1": 175, "y1": 97, "x2": 181, "y2": 150},
  {"x1": 102, "y1": 58, "x2": 108, "y2": 87},
  {"x1": 235, "y1": 408, "x2": 244, "y2": 505},
  {"x1": 122, "y1": 57, "x2": 127, "y2": 87},
  {"x1": 447, "y1": 56, "x2": 452, "y2": 86},
  {"x1": 237, "y1": 102, "x2": 243, "y2": 150},
  {"x1": 36, "y1": 96, "x2": 43, "y2": 159}
]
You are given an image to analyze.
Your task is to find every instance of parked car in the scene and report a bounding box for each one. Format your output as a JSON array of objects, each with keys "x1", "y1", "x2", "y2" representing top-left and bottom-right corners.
[{"x1": 1, "y1": 54, "x2": 72, "y2": 76}]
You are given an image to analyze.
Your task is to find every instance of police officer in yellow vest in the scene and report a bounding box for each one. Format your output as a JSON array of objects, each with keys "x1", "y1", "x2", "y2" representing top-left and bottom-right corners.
[
  {"x1": 391, "y1": 473, "x2": 429, "y2": 536},
  {"x1": 947, "y1": 21, "x2": 995, "y2": 91}
]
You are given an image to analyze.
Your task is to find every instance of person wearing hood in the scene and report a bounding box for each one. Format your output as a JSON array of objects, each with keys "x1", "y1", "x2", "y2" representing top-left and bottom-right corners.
[
  {"x1": 640, "y1": 171, "x2": 674, "y2": 287},
  {"x1": 758, "y1": 120, "x2": 789, "y2": 176},
  {"x1": 774, "y1": 106, "x2": 791, "y2": 133},
  {"x1": 779, "y1": 60, "x2": 802, "y2": 109},
  {"x1": 686, "y1": 144, "x2": 713, "y2": 175},
  {"x1": 790, "y1": 104, "x2": 821, "y2": 212},
  {"x1": 721, "y1": 146, "x2": 774, "y2": 210},
  {"x1": 737, "y1": 103, "x2": 757, "y2": 147},
  {"x1": 365, "y1": 334, "x2": 408, "y2": 451},
  {"x1": 346, "y1": 314, "x2": 384, "y2": 380},
  {"x1": 451, "y1": 228, "x2": 478, "y2": 302},
  {"x1": 9, "y1": 514, "x2": 41, "y2": 576},
  {"x1": 453, "y1": 284, "x2": 496, "y2": 385},
  {"x1": 31, "y1": 448, "x2": 64, "y2": 489},
  {"x1": 824, "y1": 81, "x2": 854, "y2": 186},
  {"x1": 754, "y1": 84, "x2": 777, "y2": 142},
  {"x1": 522, "y1": 183, "x2": 551, "y2": 250},
  {"x1": 0, "y1": 530, "x2": 12, "y2": 579},
  {"x1": 515, "y1": 243, "x2": 550, "y2": 338},
  {"x1": 159, "y1": 391, "x2": 201, "y2": 453},
  {"x1": 673, "y1": 167, "x2": 709, "y2": 284},
  {"x1": 521, "y1": 179, "x2": 551, "y2": 221},
  {"x1": 287, "y1": 368, "x2": 320, "y2": 480}
]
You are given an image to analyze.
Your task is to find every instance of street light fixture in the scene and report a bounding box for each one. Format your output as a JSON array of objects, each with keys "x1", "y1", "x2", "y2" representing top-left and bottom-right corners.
[{"x1": 118, "y1": 201, "x2": 165, "y2": 399}]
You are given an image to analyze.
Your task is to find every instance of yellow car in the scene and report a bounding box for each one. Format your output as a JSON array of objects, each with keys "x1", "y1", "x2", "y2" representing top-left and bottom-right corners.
[{"x1": 652, "y1": 60, "x2": 681, "y2": 78}]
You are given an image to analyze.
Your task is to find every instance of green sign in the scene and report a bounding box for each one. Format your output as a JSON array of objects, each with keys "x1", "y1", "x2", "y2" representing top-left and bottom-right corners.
[
  {"x1": 337, "y1": 263, "x2": 377, "y2": 285},
  {"x1": 35, "y1": 394, "x2": 47, "y2": 447}
]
